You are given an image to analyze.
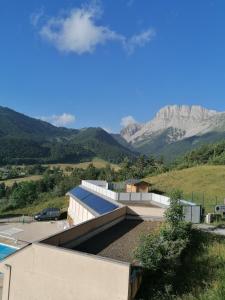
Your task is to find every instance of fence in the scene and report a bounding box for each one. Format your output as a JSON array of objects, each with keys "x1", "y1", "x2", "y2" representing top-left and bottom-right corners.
[
  {"x1": 82, "y1": 180, "x2": 198, "y2": 207},
  {"x1": 81, "y1": 180, "x2": 118, "y2": 200},
  {"x1": 0, "y1": 215, "x2": 34, "y2": 223},
  {"x1": 180, "y1": 191, "x2": 225, "y2": 214}
]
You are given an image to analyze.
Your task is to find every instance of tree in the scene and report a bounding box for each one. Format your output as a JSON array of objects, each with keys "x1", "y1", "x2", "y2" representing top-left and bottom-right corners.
[
  {"x1": 165, "y1": 190, "x2": 184, "y2": 227},
  {"x1": 9, "y1": 182, "x2": 38, "y2": 208},
  {"x1": 85, "y1": 163, "x2": 98, "y2": 179},
  {"x1": 134, "y1": 189, "x2": 191, "y2": 272},
  {"x1": 0, "y1": 183, "x2": 6, "y2": 198}
]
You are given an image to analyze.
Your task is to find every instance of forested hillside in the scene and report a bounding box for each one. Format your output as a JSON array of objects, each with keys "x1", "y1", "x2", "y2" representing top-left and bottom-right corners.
[
  {"x1": 174, "y1": 139, "x2": 225, "y2": 168},
  {"x1": 0, "y1": 106, "x2": 135, "y2": 164}
]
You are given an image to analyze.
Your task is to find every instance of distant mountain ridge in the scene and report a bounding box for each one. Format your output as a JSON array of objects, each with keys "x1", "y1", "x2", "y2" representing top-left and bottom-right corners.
[
  {"x1": 119, "y1": 105, "x2": 225, "y2": 160},
  {"x1": 0, "y1": 106, "x2": 78, "y2": 139},
  {"x1": 2, "y1": 104, "x2": 225, "y2": 164},
  {"x1": 0, "y1": 106, "x2": 135, "y2": 165}
]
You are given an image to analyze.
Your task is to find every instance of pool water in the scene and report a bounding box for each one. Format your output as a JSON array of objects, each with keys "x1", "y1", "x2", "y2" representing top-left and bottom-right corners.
[{"x1": 0, "y1": 243, "x2": 17, "y2": 260}]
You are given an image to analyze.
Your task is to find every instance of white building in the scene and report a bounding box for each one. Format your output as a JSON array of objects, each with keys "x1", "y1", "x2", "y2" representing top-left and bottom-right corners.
[
  {"x1": 67, "y1": 180, "x2": 201, "y2": 226},
  {"x1": 67, "y1": 180, "x2": 121, "y2": 225}
]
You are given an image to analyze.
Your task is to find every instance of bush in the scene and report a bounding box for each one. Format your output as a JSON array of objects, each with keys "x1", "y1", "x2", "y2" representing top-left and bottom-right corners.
[
  {"x1": 134, "y1": 189, "x2": 191, "y2": 273},
  {"x1": 165, "y1": 189, "x2": 184, "y2": 227},
  {"x1": 135, "y1": 232, "x2": 163, "y2": 271},
  {"x1": 9, "y1": 181, "x2": 38, "y2": 208}
]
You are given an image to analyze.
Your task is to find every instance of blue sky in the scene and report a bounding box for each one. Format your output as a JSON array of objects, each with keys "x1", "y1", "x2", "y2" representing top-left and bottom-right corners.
[{"x1": 1, "y1": 0, "x2": 225, "y2": 132}]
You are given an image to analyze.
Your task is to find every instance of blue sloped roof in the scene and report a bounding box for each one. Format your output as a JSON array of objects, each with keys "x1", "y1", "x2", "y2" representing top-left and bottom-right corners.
[{"x1": 69, "y1": 187, "x2": 118, "y2": 215}]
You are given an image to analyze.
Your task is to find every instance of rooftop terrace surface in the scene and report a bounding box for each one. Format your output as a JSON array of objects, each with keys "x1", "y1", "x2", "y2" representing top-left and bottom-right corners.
[
  {"x1": 118, "y1": 201, "x2": 159, "y2": 208},
  {"x1": 73, "y1": 219, "x2": 161, "y2": 263}
]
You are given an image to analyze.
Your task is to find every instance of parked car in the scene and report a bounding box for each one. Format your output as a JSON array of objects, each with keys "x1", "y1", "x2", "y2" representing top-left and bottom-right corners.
[{"x1": 34, "y1": 208, "x2": 61, "y2": 221}]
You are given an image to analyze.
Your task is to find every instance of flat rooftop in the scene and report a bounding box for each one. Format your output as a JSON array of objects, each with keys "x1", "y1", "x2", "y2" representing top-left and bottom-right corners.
[
  {"x1": 118, "y1": 201, "x2": 159, "y2": 208},
  {"x1": 73, "y1": 219, "x2": 161, "y2": 263}
]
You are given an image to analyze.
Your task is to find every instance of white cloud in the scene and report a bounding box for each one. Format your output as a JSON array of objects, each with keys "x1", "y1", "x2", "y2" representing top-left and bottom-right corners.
[
  {"x1": 30, "y1": 8, "x2": 44, "y2": 27},
  {"x1": 40, "y1": 113, "x2": 76, "y2": 127},
  {"x1": 34, "y1": 4, "x2": 155, "y2": 55},
  {"x1": 39, "y1": 5, "x2": 122, "y2": 54},
  {"x1": 125, "y1": 29, "x2": 156, "y2": 54},
  {"x1": 120, "y1": 115, "x2": 137, "y2": 127}
]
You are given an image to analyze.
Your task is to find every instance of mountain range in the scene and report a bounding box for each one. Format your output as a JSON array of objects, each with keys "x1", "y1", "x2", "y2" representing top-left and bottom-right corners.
[
  {"x1": 1, "y1": 104, "x2": 225, "y2": 165},
  {"x1": 0, "y1": 106, "x2": 134, "y2": 165},
  {"x1": 119, "y1": 105, "x2": 225, "y2": 160}
]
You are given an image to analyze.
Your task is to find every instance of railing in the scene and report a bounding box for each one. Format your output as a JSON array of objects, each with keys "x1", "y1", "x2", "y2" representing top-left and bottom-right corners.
[
  {"x1": 0, "y1": 215, "x2": 34, "y2": 224},
  {"x1": 82, "y1": 180, "x2": 118, "y2": 200},
  {"x1": 81, "y1": 180, "x2": 197, "y2": 208}
]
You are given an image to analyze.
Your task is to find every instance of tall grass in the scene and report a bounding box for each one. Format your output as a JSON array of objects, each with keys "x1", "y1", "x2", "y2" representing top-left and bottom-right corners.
[
  {"x1": 176, "y1": 233, "x2": 225, "y2": 300},
  {"x1": 136, "y1": 231, "x2": 225, "y2": 300}
]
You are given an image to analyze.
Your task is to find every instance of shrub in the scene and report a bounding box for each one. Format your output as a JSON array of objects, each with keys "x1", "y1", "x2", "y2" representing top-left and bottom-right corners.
[
  {"x1": 165, "y1": 189, "x2": 184, "y2": 227},
  {"x1": 134, "y1": 189, "x2": 191, "y2": 274},
  {"x1": 134, "y1": 233, "x2": 164, "y2": 271}
]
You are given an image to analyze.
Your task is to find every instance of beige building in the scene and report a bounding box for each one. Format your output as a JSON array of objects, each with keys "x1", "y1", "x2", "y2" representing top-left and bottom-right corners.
[
  {"x1": 0, "y1": 179, "x2": 201, "y2": 300},
  {"x1": 0, "y1": 203, "x2": 165, "y2": 300}
]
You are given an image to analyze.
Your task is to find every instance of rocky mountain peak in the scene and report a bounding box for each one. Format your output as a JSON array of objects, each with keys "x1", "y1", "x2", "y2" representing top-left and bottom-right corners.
[
  {"x1": 120, "y1": 122, "x2": 143, "y2": 142},
  {"x1": 155, "y1": 105, "x2": 217, "y2": 121},
  {"x1": 121, "y1": 105, "x2": 222, "y2": 143}
]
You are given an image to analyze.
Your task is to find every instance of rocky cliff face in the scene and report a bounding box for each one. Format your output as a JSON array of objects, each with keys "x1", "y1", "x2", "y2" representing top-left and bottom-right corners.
[
  {"x1": 121, "y1": 105, "x2": 222, "y2": 144},
  {"x1": 120, "y1": 122, "x2": 143, "y2": 142}
]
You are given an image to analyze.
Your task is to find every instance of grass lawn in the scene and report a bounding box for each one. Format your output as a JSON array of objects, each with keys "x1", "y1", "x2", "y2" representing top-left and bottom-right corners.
[
  {"x1": 136, "y1": 231, "x2": 225, "y2": 300},
  {"x1": 146, "y1": 165, "x2": 225, "y2": 212},
  {"x1": 0, "y1": 175, "x2": 43, "y2": 187}
]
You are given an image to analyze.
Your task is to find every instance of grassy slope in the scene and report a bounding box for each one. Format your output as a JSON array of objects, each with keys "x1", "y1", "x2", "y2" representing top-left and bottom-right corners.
[
  {"x1": 146, "y1": 165, "x2": 225, "y2": 211},
  {"x1": 180, "y1": 234, "x2": 225, "y2": 300},
  {"x1": 138, "y1": 232, "x2": 225, "y2": 300},
  {"x1": 47, "y1": 158, "x2": 120, "y2": 171},
  {"x1": 0, "y1": 175, "x2": 43, "y2": 187}
]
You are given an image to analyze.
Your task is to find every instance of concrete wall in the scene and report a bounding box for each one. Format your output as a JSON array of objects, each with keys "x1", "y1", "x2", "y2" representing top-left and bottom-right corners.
[
  {"x1": 68, "y1": 196, "x2": 95, "y2": 225},
  {"x1": 81, "y1": 180, "x2": 196, "y2": 207},
  {"x1": 126, "y1": 206, "x2": 165, "y2": 220},
  {"x1": 84, "y1": 180, "x2": 108, "y2": 188},
  {"x1": 151, "y1": 193, "x2": 170, "y2": 206},
  {"x1": 82, "y1": 180, "x2": 118, "y2": 200},
  {"x1": 0, "y1": 243, "x2": 131, "y2": 300},
  {"x1": 42, "y1": 206, "x2": 127, "y2": 247}
]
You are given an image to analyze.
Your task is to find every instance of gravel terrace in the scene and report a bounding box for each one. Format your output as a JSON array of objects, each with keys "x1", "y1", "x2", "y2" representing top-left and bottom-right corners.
[{"x1": 74, "y1": 219, "x2": 161, "y2": 263}]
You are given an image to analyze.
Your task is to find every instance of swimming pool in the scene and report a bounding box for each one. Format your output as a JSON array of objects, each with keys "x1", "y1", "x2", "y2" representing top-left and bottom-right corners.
[{"x1": 0, "y1": 243, "x2": 17, "y2": 261}]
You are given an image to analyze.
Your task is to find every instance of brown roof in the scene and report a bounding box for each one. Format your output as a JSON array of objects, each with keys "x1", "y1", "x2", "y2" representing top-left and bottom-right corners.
[{"x1": 125, "y1": 179, "x2": 150, "y2": 186}]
